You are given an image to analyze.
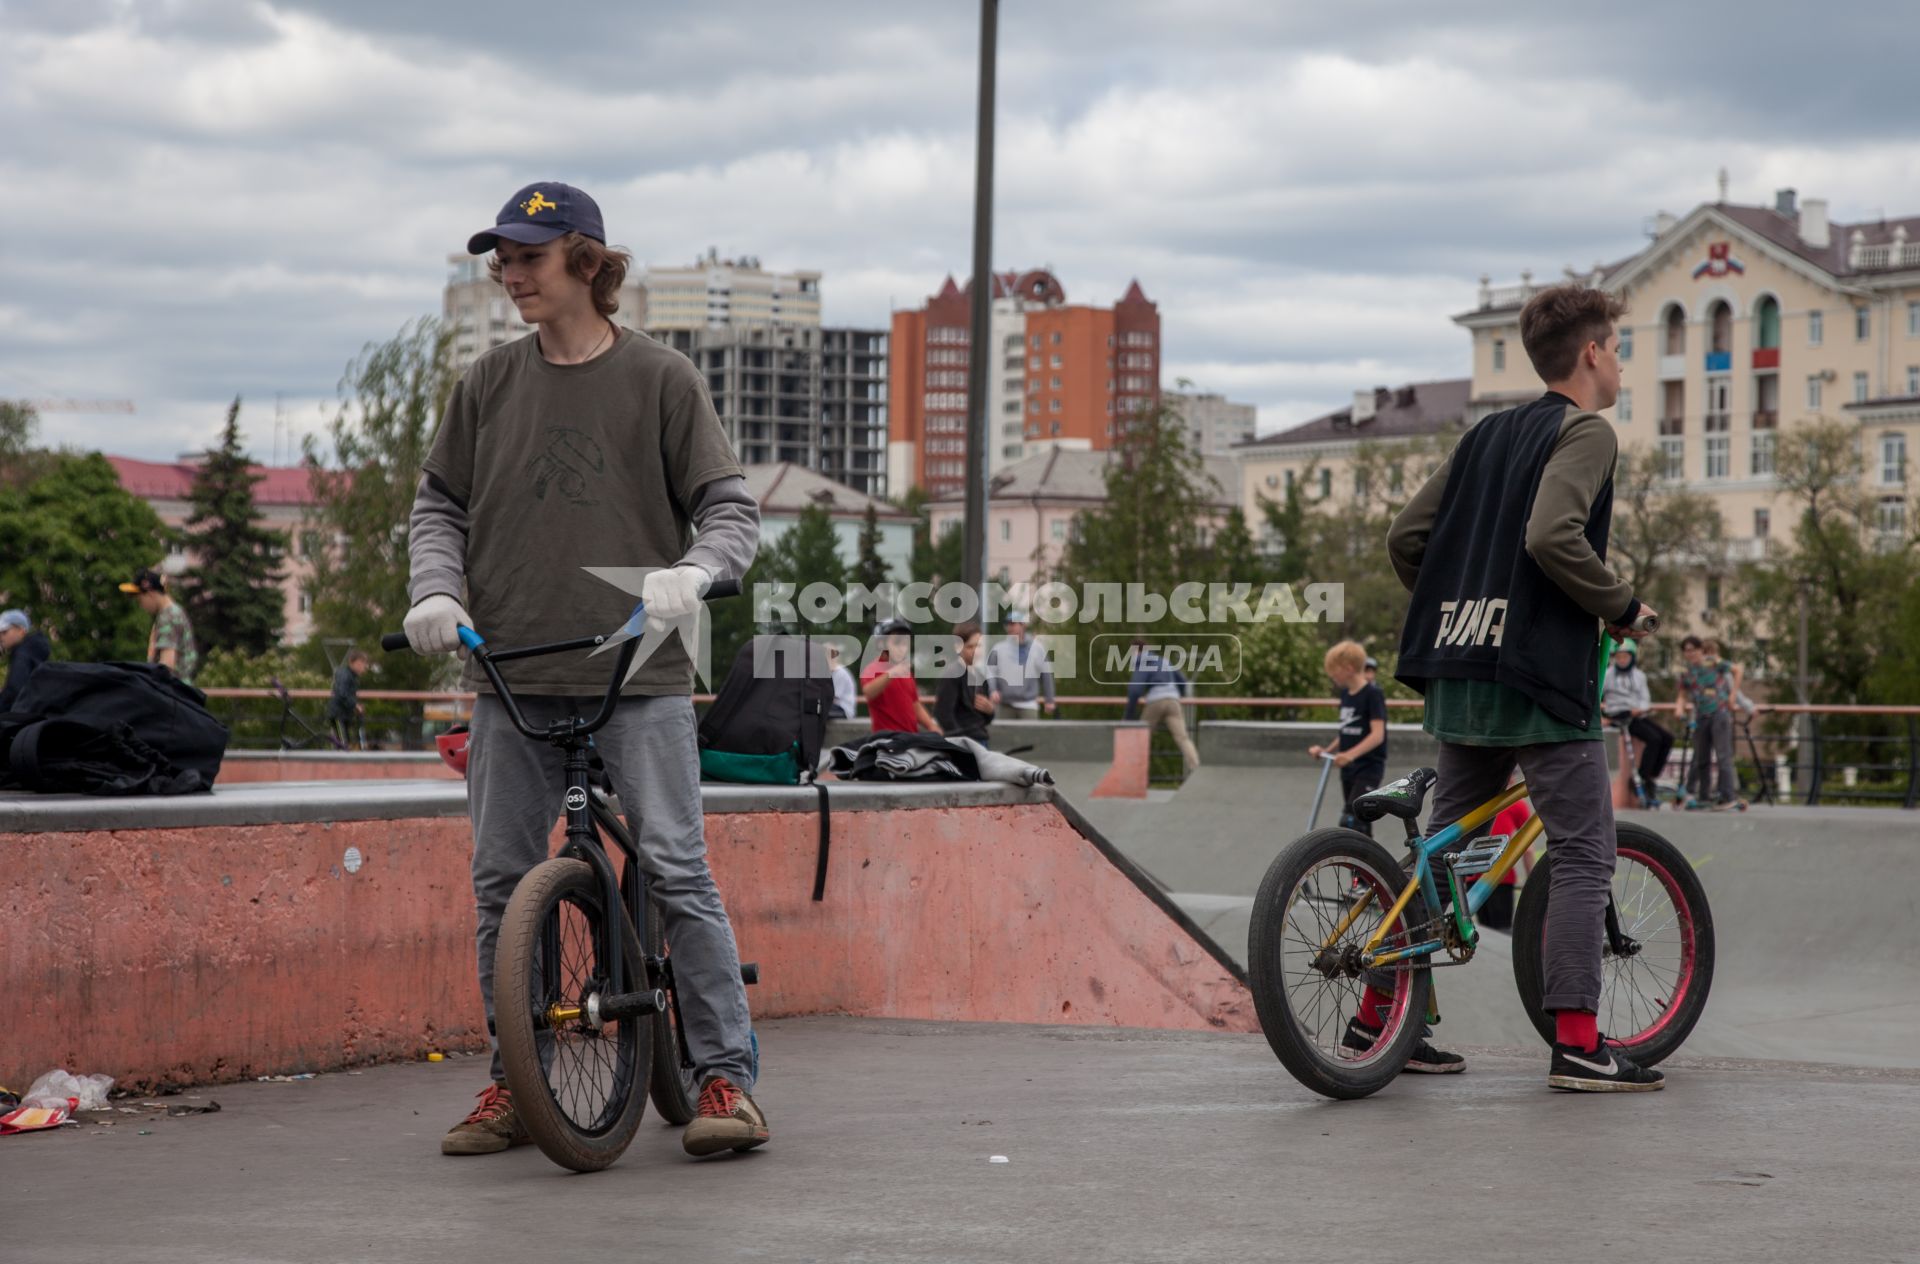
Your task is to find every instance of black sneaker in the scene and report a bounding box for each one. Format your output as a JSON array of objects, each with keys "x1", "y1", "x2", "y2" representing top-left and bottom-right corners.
[
  {"x1": 1341, "y1": 1017, "x2": 1466, "y2": 1074},
  {"x1": 1548, "y1": 1038, "x2": 1664, "y2": 1092}
]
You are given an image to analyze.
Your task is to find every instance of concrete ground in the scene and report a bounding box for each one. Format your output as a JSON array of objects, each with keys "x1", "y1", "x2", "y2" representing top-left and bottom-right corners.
[
  {"x1": 1074, "y1": 762, "x2": 1920, "y2": 1068},
  {"x1": 5, "y1": 1017, "x2": 1917, "y2": 1264}
]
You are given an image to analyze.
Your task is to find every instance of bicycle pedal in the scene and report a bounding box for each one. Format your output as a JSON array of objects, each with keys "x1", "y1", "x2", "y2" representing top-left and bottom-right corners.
[{"x1": 1448, "y1": 834, "x2": 1508, "y2": 878}]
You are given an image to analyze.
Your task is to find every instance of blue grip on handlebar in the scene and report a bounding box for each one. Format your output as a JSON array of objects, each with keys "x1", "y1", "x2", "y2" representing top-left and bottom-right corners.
[{"x1": 458, "y1": 626, "x2": 485, "y2": 651}]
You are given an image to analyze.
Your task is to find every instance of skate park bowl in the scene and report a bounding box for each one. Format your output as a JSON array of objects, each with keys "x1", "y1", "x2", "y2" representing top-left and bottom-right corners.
[{"x1": 1073, "y1": 723, "x2": 1920, "y2": 1068}]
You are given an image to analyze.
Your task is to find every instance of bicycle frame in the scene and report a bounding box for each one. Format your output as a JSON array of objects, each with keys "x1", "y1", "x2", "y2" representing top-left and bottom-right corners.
[{"x1": 1319, "y1": 781, "x2": 1545, "y2": 968}]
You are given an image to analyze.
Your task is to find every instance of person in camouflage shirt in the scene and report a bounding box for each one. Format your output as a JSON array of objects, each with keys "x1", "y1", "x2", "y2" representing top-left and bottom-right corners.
[{"x1": 119, "y1": 567, "x2": 200, "y2": 683}]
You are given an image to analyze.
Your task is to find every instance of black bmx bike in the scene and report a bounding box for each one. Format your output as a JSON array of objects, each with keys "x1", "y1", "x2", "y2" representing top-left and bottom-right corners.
[{"x1": 383, "y1": 582, "x2": 755, "y2": 1172}]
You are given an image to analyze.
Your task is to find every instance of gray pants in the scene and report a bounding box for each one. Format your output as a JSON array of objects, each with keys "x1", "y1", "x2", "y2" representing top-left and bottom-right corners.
[
  {"x1": 1432, "y1": 740, "x2": 1615, "y2": 1014},
  {"x1": 468, "y1": 693, "x2": 755, "y2": 1089},
  {"x1": 1688, "y1": 709, "x2": 1738, "y2": 804}
]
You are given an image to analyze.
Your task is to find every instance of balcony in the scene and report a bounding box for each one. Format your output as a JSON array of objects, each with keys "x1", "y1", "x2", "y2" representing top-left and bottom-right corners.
[
  {"x1": 1724, "y1": 537, "x2": 1776, "y2": 563},
  {"x1": 1704, "y1": 351, "x2": 1732, "y2": 373},
  {"x1": 1658, "y1": 354, "x2": 1686, "y2": 380},
  {"x1": 1752, "y1": 410, "x2": 1778, "y2": 429},
  {"x1": 1752, "y1": 348, "x2": 1780, "y2": 370}
]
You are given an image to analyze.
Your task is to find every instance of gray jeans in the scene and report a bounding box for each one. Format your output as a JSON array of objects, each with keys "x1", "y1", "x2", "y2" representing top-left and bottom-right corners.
[
  {"x1": 467, "y1": 693, "x2": 755, "y2": 1089},
  {"x1": 1688, "y1": 709, "x2": 1738, "y2": 804},
  {"x1": 1432, "y1": 740, "x2": 1616, "y2": 1014}
]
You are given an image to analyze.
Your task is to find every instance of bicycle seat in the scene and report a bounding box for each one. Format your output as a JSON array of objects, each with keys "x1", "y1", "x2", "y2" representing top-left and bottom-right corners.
[{"x1": 1352, "y1": 767, "x2": 1438, "y2": 822}]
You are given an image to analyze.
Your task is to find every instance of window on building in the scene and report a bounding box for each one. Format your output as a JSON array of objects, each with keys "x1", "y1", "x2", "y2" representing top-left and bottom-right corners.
[
  {"x1": 1051, "y1": 519, "x2": 1066, "y2": 541},
  {"x1": 998, "y1": 518, "x2": 1010, "y2": 541},
  {"x1": 1709, "y1": 300, "x2": 1732, "y2": 355},
  {"x1": 1619, "y1": 325, "x2": 1633, "y2": 360},
  {"x1": 1050, "y1": 375, "x2": 1061, "y2": 389},
  {"x1": 1751, "y1": 430, "x2": 1776, "y2": 477},
  {"x1": 1658, "y1": 435, "x2": 1684, "y2": 480},
  {"x1": 1051, "y1": 422, "x2": 1062, "y2": 436},
  {"x1": 1854, "y1": 371, "x2": 1871, "y2": 403},
  {"x1": 1807, "y1": 375, "x2": 1823, "y2": 409},
  {"x1": 1705, "y1": 432, "x2": 1729, "y2": 479},
  {"x1": 1808, "y1": 309, "x2": 1823, "y2": 346},
  {"x1": 1050, "y1": 354, "x2": 1063, "y2": 369},
  {"x1": 1908, "y1": 365, "x2": 1919, "y2": 396},
  {"x1": 1319, "y1": 468, "x2": 1331, "y2": 497},
  {"x1": 1884, "y1": 433, "x2": 1908, "y2": 485},
  {"x1": 298, "y1": 590, "x2": 312, "y2": 615},
  {"x1": 1910, "y1": 301, "x2": 1920, "y2": 337},
  {"x1": 1878, "y1": 497, "x2": 1908, "y2": 538},
  {"x1": 1030, "y1": 334, "x2": 1040, "y2": 349},
  {"x1": 1754, "y1": 295, "x2": 1781, "y2": 349},
  {"x1": 1856, "y1": 306, "x2": 1872, "y2": 342},
  {"x1": 1029, "y1": 355, "x2": 1040, "y2": 370},
  {"x1": 1664, "y1": 304, "x2": 1686, "y2": 355},
  {"x1": 1354, "y1": 468, "x2": 1369, "y2": 498},
  {"x1": 1029, "y1": 398, "x2": 1040, "y2": 414},
  {"x1": 1284, "y1": 469, "x2": 1295, "y2": 494},
  {"x1": 1753, "y1": 507, "x2": 1770, "y2": 539},
  {"x1": 1616, "y1": 388, "x2": 1632, "y2": 423},
  {"x1": 1049, "y1": 398, "x2": 1061, "y2": 413},
  {"x1": 1050, "y1": 331, "x2": 1062, "y2": 345},
  {"x1": 1705, "y1": 576, "x2": 1720, "y2": 610},
  {"x1": 1492, "y1": 338, "x2": 1506, "y2": 372}
]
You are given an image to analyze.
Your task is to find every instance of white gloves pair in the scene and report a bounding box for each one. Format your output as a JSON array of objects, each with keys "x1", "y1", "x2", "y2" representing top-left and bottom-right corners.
[{"x1": 400, "y1": 564, "x2": 710, "y2": 657}]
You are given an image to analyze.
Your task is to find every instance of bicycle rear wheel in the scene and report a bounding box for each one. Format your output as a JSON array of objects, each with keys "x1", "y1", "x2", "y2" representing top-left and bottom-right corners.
[
  {"x1": 1511, "y1": 823, "x2": 1714, "y2": 1067},
  {"x1": 1247, "y1": 829, "x2": 1433, "y2": 1100},
  {"x1": 643, "y1": 895, "x2": 702, "y2": 1125},
  {"x1": 496, "y1": 857, "x2": 651, "y2": 1171}
]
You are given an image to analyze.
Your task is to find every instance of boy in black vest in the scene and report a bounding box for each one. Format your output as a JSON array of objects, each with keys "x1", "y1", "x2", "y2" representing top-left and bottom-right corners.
[{"x1": 1383, "y1": 285, "x2": 1664, "y2": 1091}]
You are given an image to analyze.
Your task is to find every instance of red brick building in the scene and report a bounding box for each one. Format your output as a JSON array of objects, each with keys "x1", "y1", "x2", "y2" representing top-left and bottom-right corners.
[{"x1": 888, "y1": 272, "x2": 1160, "y2": 499}]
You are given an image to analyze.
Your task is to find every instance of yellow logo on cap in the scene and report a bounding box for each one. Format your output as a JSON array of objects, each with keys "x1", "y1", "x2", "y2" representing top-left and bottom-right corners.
[{"x1": 521, "y1": 191, "x2": 558, "y2": 216}]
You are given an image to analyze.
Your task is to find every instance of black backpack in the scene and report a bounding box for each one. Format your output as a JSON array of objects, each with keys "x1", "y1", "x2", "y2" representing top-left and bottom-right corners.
[
  {"x1": 3, "y1": 661, "x2": 230, "y2": 795},
  {"x1": 698, "y1": 634, "x2": 837, "y2": 900},
  {"x1": 697, "y1": 635, "x2": 833, "y2": 785}
]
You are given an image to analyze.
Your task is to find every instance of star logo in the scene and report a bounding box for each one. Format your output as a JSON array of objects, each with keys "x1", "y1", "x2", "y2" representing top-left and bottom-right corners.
[{"x1": 581, "y1": 567, "x2": 715, "y2": 688}]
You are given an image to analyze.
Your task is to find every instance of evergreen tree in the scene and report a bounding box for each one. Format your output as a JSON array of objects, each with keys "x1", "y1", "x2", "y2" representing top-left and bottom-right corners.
[
  {"x1": 764, "y1": 503, "x2": 849, "y2": 634},
  {"x1": 183, "y1": 397, "x2": 287, "y2": 657},
  {"x1": 0, "y1": 453, "x2": 169, "y2": 659},
  {"x1": 854, "y1": 501, "x2": 889, "y2": 591},
  {"x1": 303, "y1": 319, "x2": 456, "y2": 690}
]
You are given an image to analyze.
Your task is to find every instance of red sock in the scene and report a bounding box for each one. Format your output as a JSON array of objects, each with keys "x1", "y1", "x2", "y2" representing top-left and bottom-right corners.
[
  {"x1": 1358, "y1": 986, "x2": 1393, "y2": 1029},
  {"x1": 1554, "y1": 1009, "x2": 1599, "y2": 1051}
]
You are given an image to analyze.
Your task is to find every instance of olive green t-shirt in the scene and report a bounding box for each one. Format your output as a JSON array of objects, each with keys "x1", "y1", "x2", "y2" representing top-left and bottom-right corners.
[
  {"x1": 422, "y1": 329, "x2": 741, "y2": 696},
  {"x1": 1422, "y1": 678, "x2": 1599, "y2": 746}
]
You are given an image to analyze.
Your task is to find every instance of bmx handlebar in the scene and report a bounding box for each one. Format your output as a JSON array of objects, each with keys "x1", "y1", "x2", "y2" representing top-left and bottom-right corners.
[{"x1": 378, "y1": 577, "x2": 741, "y2": 742}]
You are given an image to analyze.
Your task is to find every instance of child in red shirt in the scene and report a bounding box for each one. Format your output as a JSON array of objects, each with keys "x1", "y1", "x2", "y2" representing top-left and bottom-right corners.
[{"x1": 861, "y1": 619, "x2": 940, "y2": 734}]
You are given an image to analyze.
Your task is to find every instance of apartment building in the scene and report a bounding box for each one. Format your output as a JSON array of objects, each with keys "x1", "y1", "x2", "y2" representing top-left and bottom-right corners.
[
  {"x1": 1171, "y1": 390, "x2": 1257, "y2": 455},
  {"x1": 889, "y1": 271, "x2": 1162, "y2": 499},
  {"x1": 643, "y1": 249, "x2": 821, "y2": 332}
]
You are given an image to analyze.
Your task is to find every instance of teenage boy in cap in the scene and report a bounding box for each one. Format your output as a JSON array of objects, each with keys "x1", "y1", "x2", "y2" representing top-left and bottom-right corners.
[
  {"x1": 405, "y1": 182, "x2": 768, "y2": 1158},
  {"x1": 1386, "y1": 285, "x2": 1662, "y2": 1091},
  {"x1": 0, "y1": 609, "x2": 50, "y2": 710},
  {"x1": 119, "y1": 568, "x2": 200, "y2": 683}
]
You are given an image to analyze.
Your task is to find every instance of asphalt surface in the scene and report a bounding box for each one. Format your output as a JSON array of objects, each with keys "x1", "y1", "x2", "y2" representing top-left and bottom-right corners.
[
  {"x1": 6, "y1": 1017, "x2": 1918, "y2": 1264},
  {"x1": 1073, "y1": 764, "x2": 1920, "y2": 1068}
]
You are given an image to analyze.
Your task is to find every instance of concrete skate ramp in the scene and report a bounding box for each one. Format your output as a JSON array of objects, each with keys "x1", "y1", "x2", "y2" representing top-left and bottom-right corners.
[{"x1": 1080, "y1": 759, "x2": 1920, "y2": 1068}]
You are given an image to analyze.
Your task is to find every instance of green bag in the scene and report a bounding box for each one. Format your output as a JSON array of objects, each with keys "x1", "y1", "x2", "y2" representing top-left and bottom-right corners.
[{"x1": 698, "y1": 741, "x2": 806, "y2": 786}]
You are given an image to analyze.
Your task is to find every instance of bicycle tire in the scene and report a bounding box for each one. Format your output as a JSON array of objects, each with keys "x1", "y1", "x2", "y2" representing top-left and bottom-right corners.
[
  {"x1": 1510, "y1": 822, "x2": 1714, "y2": 1067},
  {"x1": 644, "y1": 896, "x2": 703, "y2": 1125},
  {"x1": 496, "y1": 857, "x2": 651, "y2": 1172},
  {"x1": 1247, "y1": 828, "x2": 1433, "y2": 1100}
]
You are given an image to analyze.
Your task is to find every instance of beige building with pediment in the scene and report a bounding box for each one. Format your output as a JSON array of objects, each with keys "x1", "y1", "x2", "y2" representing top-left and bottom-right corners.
[{"x1": 1454, "y1": 189, "x2": 1920, "y2": 672}]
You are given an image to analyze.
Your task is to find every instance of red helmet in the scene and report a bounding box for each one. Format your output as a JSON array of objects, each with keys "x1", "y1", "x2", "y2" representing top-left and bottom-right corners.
[{"x1": 435, "y1": 724, "x2": 470, "y2": 776}]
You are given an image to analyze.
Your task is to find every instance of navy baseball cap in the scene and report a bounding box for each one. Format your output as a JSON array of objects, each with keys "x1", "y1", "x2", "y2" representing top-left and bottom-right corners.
[{"x1": 467, "y1": 182, "x2": 604, "y2": 255}]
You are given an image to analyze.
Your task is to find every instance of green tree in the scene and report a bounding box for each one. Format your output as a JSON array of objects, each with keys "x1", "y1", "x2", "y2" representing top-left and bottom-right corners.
[
  {"x1": 0, "y1": 453, "x2": 169, "y2": 659},
  {"x1": 853, "y1": 501, "x2": 889, "y2": 590},
  {"x1": 1256, "y1": 478, "x2": 1313, "y2": 584},
  {"x1": 1299, "y1": 433, "x2": 1457, "y2": 649},
  {"x1": 1610, "y1": 444, "x2": 1725, "y2": 624},
  {"x1": 303, "y1": 319, "x2": 456, "y2": 690},
  {"x1": 1725, "y1": 418, "x2": 1914, "y2": 704},
  {"x1": 0, "y1": 400, "x2": 50, "y2": 490},
  {"x1": 182, "y1": 397, "x2": 287, "y2": 657}
]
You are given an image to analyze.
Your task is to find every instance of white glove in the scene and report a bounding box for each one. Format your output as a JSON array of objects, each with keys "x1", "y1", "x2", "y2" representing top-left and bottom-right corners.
[
  {"x1": 641, "y1": 564, "x2": 710, "y2": 631},
  {"x1": 404, "y1": 594, "x2": 473, "y2": 657}
]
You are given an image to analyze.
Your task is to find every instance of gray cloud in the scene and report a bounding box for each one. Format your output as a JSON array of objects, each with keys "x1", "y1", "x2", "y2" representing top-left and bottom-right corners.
[{"x1": 2, "y1": 0, "x2": 1916, "y2": 459}]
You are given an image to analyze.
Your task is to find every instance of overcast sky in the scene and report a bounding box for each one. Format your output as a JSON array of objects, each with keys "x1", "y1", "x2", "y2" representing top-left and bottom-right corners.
[{"x1": 5, "y1": 0, "x2": 1917, "y2": 463}]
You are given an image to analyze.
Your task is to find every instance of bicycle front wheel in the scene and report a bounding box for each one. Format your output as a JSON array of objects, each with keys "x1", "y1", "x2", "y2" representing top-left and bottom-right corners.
[
  {"x1": 496, "y1": 857, "x2": 651, "y2": 1171},
  {"x1": 1247, "y1": 829, "x2": 1433, "y2": 1100},
  {"x1": 1511, "y1": 823, "x2": 1714, "y2": 1067}
]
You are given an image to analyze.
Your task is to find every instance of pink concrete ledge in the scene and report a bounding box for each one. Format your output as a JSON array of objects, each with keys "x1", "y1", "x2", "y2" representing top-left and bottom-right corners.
[
  {"x1": 2, "y1": 783, "x2": 1253, "y2": 1089},
  {"x1": 1092, "y1": 725, "x2": 1152, "y2": 799}
]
